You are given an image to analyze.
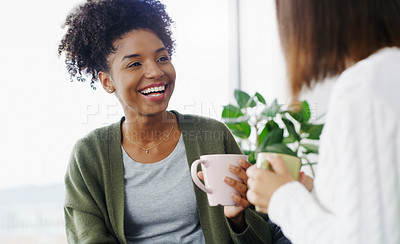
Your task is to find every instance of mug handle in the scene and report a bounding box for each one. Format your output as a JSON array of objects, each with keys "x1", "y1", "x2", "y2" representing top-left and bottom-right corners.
[{"x1": 190, "y1": 159, "x2": 213, "y2": 194}]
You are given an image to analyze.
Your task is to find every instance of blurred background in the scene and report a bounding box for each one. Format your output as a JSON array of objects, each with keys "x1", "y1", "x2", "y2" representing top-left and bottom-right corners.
[{"x1": 0, "y1": 0, "x2": 333, "y2": 242}]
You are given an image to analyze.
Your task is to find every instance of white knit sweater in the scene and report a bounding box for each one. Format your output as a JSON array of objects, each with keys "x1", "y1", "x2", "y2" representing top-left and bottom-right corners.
[{"x1": 268, "y1": 47, "x2": 400, "y2": 244}]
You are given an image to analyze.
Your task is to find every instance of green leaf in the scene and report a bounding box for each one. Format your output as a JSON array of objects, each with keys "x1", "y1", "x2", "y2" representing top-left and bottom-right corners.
[
  {"x1": 227, "y1": 122, "x2": 251, "y2": 139},
  {"x1": 266, "y1": 120, "x2": 280, "y2": 131},
  {"x1": 262, "y1": 143, "x2": 297, "y2": 156},
  {"x1": 254, "y1": 92, "x2": 266, "y2": 105},
  {"x1": 300, "y1": 123, "x2": 324, "y2": 140},
  {"x1": 301, "y1": 143, "x2": 319, "y2": 154},
  {"x1": 246, "y1": 96, "x2": 258, "y2": 108},
  {"x1": 234, "y1": 89, "x2": 255, "y2": 108},
  {"x1": 282, "y1": 136, "x2": 296, "y2": 144},
  {"x1": 261, "y1": 99, "x2": 281, "y2": 118},
  {"x1": 221, "y1": 104, "x2": 243, "y2": 118},
  {"x1": 258, "y1": 126, "x2": 269, "y2": 147},
  {"x1": 258, "y1": 120, "x2": 280, "y2": 146},
  {"x1": 289, "y1": 101, "x2": 311, "y2": 123},
  {"x1": 243, "y1": 150, "x2": 256, "y2": 164},
  {"x1": 282, "y1": 117, "x2": 301, "y2": 141},
  {"x1": 259, "y1": 128, "x2": 283, "y2": 150}
]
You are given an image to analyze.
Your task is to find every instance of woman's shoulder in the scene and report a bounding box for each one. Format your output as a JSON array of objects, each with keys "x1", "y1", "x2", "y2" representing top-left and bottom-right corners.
[
  {"x1": 71, "y1": 118, "x2": 122, "y2": 154},
  {"x1": 339, "y1": 48, "x2": 400, "y2": 88},
  {"x1": 332, "y1": 47, "x2": 400, "y2": 113}
]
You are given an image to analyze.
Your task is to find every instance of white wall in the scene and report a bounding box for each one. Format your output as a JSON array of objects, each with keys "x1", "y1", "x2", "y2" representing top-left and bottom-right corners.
[
  {"x1": 164, "y1": 0, "x2": 231, "y2": 119},
  {"x1": 239, "y1": 0, "x2": 287, "y2": 102}
]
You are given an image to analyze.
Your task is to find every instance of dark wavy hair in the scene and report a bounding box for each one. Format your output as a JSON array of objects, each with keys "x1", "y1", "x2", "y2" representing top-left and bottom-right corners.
[
  {"x1": 276, "y1": 0, "x2": 400, "y2": 96},
  {"x1": 58, "y1": 0, "x2": 175, "y2": 89}
]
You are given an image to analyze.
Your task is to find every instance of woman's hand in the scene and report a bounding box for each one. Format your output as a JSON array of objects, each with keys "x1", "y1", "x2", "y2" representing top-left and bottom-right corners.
[
  {"x1": 197, "y1": 159, "x2": 251, "y2": 233},
  {"x1": 223, "y1": 159, "x2": 252, "y2": 232},
  {"x1": 246, "y1": 155, "x2": 294, "y2": 213},
  {"x1": 298, "y1": 171, "x2": 314, "y2": 192}
]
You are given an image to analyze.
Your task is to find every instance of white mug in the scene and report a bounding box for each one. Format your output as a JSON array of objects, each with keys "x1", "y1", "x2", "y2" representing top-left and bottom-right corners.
[
  {"x1": 255, "y1": 152, "x2": 301, "y2": 212},
  {"x1": 191, "y1": 154, "x2": 248, "y2": 206},
  {"x1": 256, "y1": 152, "x2": 301, "y2": 180}
]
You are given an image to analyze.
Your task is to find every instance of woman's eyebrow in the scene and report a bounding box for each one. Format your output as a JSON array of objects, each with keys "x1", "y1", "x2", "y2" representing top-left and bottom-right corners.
[
  {"x1": 121, "y1": 47, "x2": 166, "y2": 62},
  {"x1": 122, "y1": 53, "x2": 140, "y2": 61},
  {"x1": 155, "y1": 47, "x2": 166, "y2": 53}
]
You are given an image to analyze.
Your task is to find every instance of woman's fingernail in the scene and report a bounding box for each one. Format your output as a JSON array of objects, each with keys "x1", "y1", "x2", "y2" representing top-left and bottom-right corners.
[
  {"x1": 224, "y1": 177, "x2": 232, "y2": 183},
  {"x1": 232, "y1": 193, "x2": 240, "y2": 199},
  {"x1": 229, "y1": 165, "x2": 237, "y2": 170}
]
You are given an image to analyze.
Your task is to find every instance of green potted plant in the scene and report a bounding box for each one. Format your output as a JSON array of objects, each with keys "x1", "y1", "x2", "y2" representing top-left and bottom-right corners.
[{"x1": 221, "y1": 89, "x2": 324, "y2": 176}]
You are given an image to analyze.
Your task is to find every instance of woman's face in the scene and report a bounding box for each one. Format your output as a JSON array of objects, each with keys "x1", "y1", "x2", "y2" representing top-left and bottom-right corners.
[{"x1": 100, "y1": 29, "x2": 176, "y2": 116}]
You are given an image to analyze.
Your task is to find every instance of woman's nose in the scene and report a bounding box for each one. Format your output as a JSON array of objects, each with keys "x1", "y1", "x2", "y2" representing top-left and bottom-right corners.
[{"x1": 144, "y1": 62, "x2": 164, "y2": 79}]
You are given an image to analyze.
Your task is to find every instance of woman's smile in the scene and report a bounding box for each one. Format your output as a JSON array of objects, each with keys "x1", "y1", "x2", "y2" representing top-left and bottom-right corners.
[{"x1": 138, "y1": 82, "x2": 171, "y2": 102}]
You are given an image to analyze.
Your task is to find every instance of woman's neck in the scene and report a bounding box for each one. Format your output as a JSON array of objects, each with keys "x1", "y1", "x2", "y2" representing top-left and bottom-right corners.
[{"x1": 123, "y1": 111, "x2": 174, "y2": 143}]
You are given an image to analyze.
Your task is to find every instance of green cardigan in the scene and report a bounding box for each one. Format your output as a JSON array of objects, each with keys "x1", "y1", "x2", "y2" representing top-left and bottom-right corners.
[{"x1": 65, "y1": 111, "x2": 272, "y2": 243}]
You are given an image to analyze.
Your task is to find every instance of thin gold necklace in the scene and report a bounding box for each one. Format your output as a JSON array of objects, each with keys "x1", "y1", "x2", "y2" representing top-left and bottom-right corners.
[{"x1": 124, "y1": 118, "x2": 175, "y2": 154}]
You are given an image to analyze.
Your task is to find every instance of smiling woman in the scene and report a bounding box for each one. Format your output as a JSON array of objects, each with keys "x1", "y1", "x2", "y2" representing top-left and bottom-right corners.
[
  {"x1": 58, "y1": 0, "x2": 274, "y2": 243},
  {"x1": 0, "y1": 0, "x2": 235, "y2": 242}
]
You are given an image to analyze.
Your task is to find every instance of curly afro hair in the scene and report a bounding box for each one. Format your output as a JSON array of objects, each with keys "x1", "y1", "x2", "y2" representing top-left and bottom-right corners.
[{"x1": 58, "y1": 0, "x2": 175, "y2": 89}]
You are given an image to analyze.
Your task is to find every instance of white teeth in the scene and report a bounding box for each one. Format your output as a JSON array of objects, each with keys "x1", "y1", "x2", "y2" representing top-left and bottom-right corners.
[
  {"x1": 148, "y1": 93, "x2": 162, "y2": 97},
  {"x1": 140, "y1": 85, "x2": 166, "y2": 95}
]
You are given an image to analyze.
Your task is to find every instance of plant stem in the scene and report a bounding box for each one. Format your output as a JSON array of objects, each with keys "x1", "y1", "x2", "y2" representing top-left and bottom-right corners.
[
  {"x1": 254, "y1": 123, "x2": 259, "y2": 151},
  {"x1": 309, "y1": 164, "x2": 315, "y2": 178},
  {"x1": 301, "y1": 157, "x2": 316, "y2": 177}
]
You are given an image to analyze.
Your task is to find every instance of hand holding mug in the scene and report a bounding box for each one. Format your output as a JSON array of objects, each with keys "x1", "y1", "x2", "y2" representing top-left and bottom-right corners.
[
  {"x1": 222, "y1": 159, "x2": 251, "y2": 232},
  {"x1": 246, "y1": 154, "x2": 297, "y2": 213},
  {"x1": 191, "y1": 154, "x2": 250, "y2": 232},
  {"x1": 197, "y1": 159, "x2": 252, "y2": 232},
  {"x1": 191, "y1": 154, "x2": 249, "y2": 206}
]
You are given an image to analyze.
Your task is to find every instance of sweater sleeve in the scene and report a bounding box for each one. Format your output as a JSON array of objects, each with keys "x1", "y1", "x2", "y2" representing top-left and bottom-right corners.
[
  {"x1": 64, "y1": 139, "x2": 120, "y2": 244},
  {"x1": 229, "y1": 208, "x2": 273, "y2": 244},
  {"x1": 267, "y1": 64, "x2": 400, "y2": 244}
]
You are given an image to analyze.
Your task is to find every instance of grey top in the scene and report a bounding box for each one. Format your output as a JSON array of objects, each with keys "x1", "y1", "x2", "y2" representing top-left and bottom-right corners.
[{"x1": 122, "y1": 135, "x2": 205, "y2": 244}]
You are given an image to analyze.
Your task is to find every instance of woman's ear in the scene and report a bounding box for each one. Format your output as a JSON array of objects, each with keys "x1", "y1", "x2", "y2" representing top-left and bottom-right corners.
[{"x1": 98, "y1": 71, "x2": 115, "y2": 93}]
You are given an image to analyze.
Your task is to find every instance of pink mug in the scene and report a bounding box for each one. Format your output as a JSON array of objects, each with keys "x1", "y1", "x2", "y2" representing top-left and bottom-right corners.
[{"x1": 190, "y1": 154, "x2": 248, "y2": 206}]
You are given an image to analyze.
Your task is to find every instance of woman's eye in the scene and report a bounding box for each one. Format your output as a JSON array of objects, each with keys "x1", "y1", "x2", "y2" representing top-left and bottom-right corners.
[
  {"x1": 158, "y1": 56, "x2": 169, "y2": 62},
  {"x1": 128, "y1": 62, "x2": 141, "y2": 68}
]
